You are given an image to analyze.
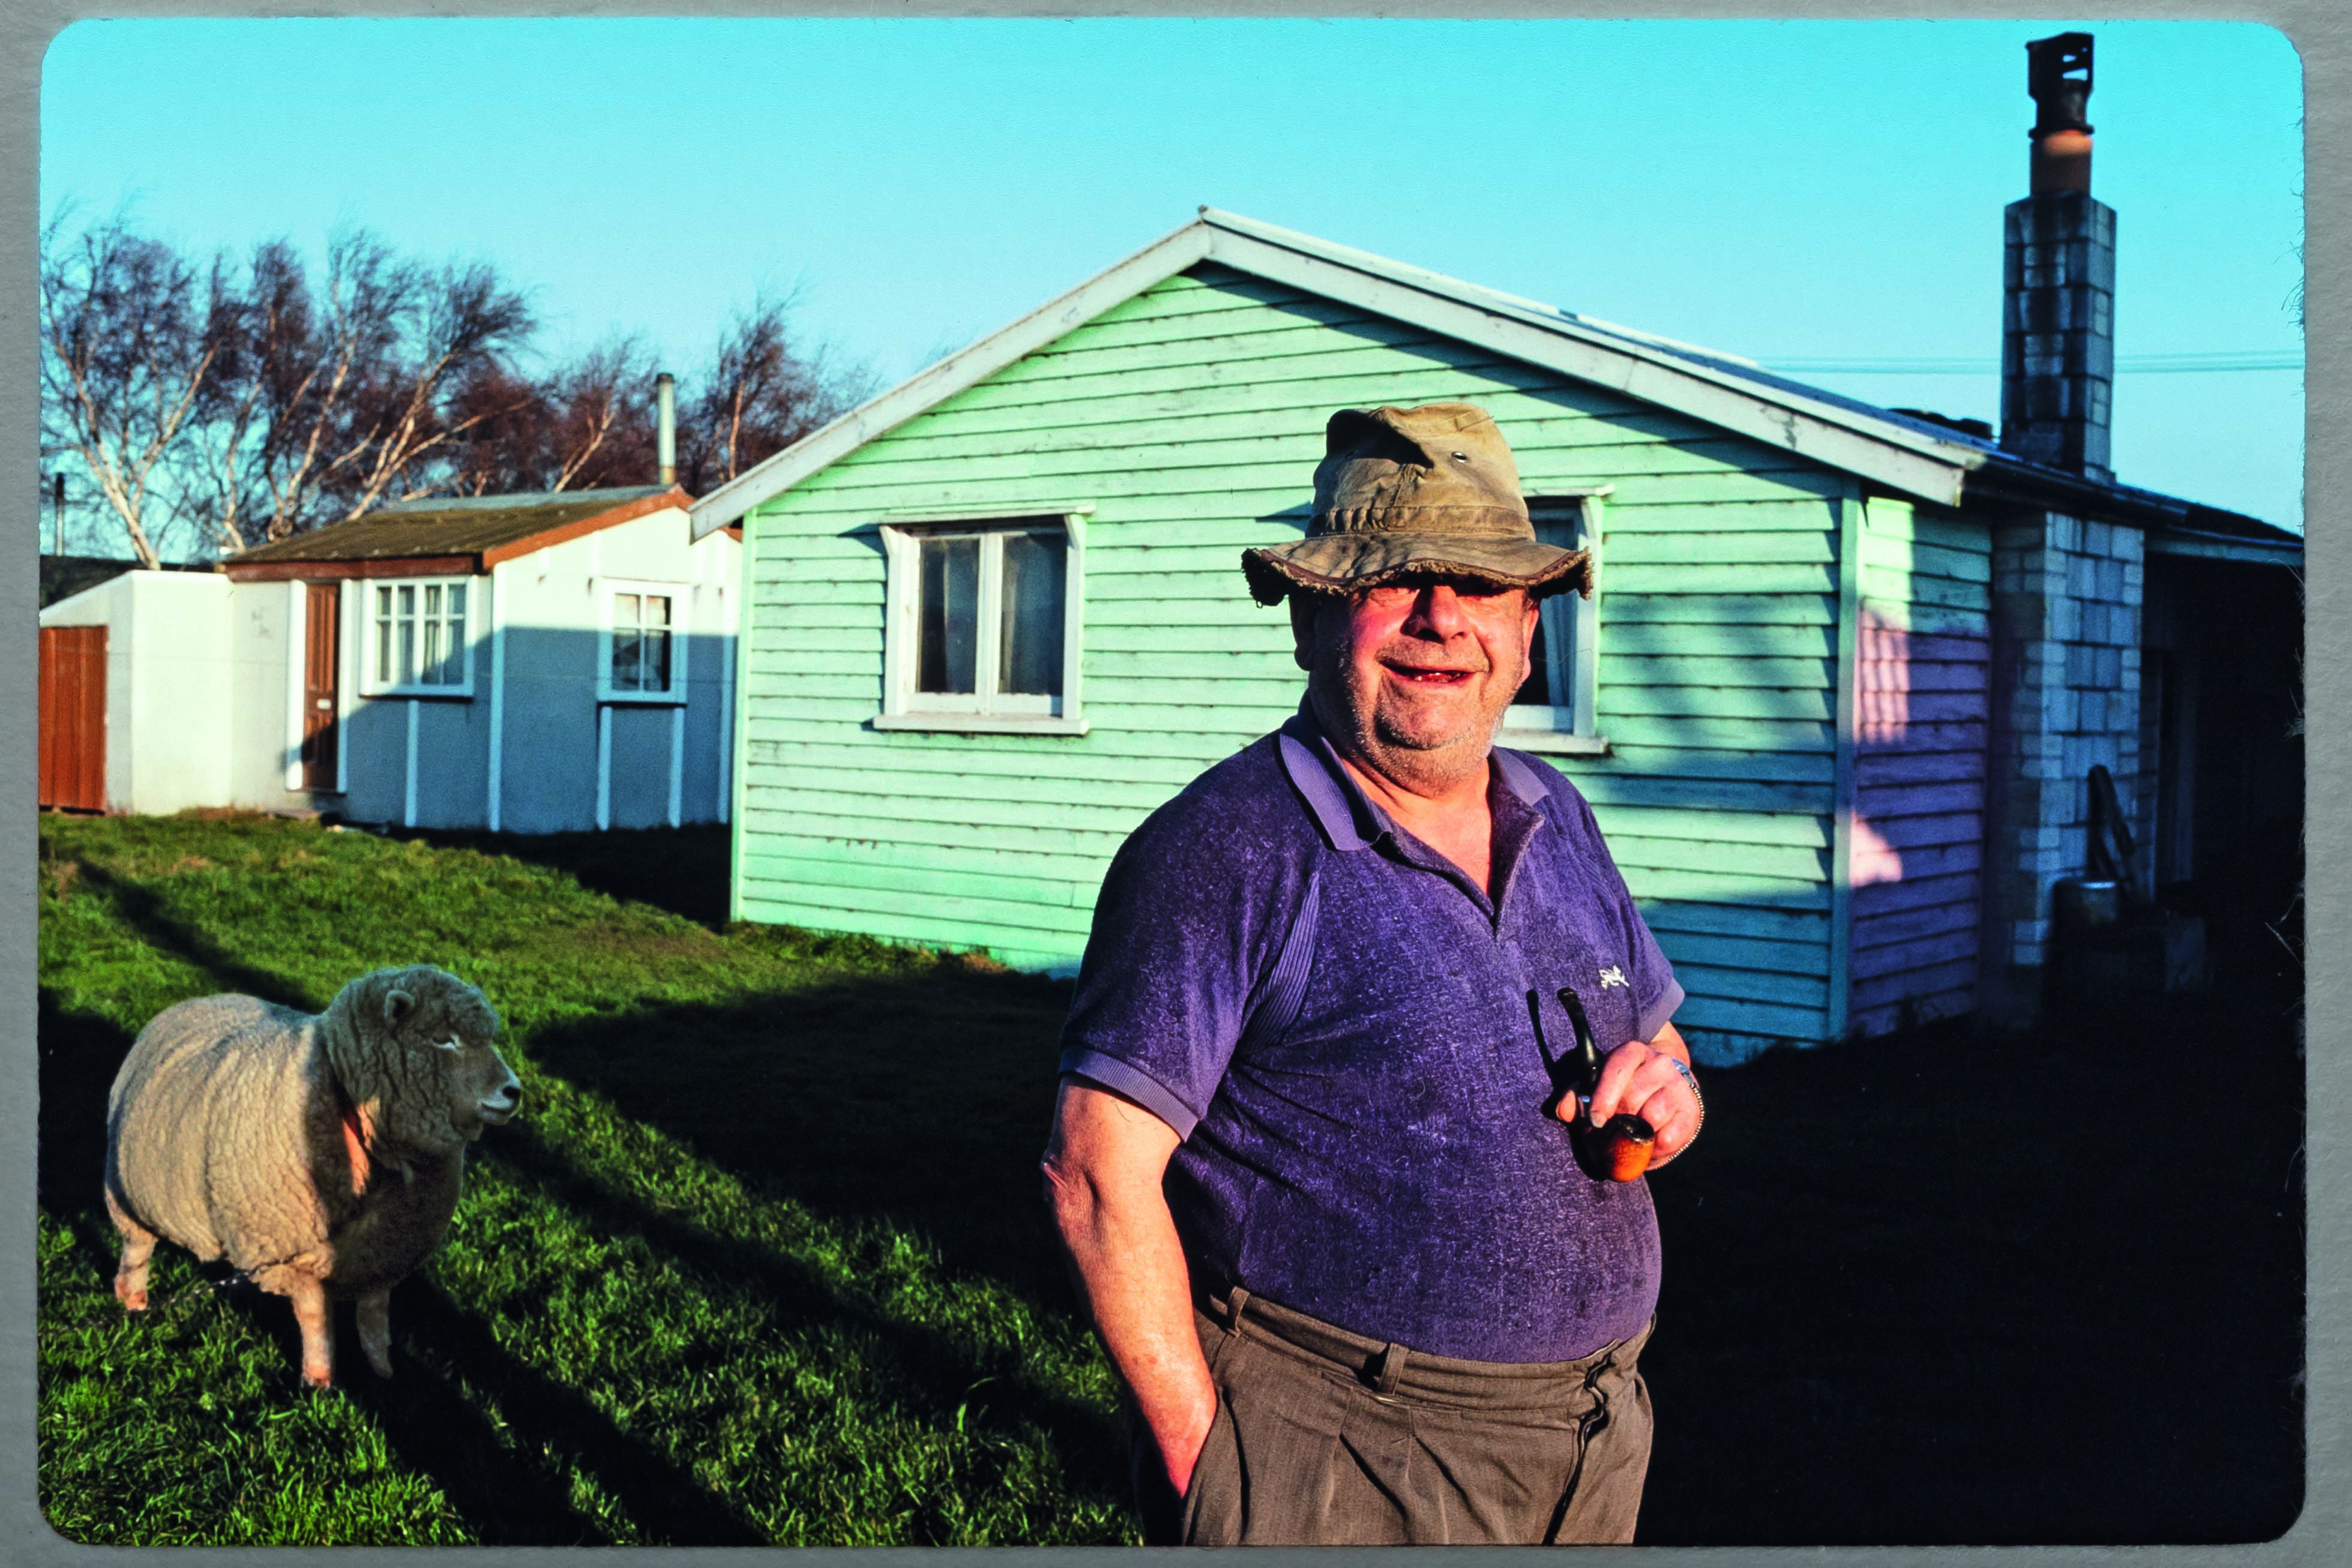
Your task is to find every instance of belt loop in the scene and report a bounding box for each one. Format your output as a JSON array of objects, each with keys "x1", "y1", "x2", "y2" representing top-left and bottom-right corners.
[
  {"x1": 1372, "y1": 1341, "x2": 1407, "y2": 1396},
  {"x1": 1225, "y1": 1285, "x2": 1253, "y2": 1338}
]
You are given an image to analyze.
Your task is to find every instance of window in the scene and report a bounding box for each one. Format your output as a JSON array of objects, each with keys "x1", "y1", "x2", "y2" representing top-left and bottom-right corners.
[
  {"x1": 367, "y1": 578, "x2": 473, "y2": 696},
  {"x1": 879, "y1": 515, "x2": 1086, "y2": 733},
  {"x1": 598, "y1": 580, "x2": 689, "y2": 703},
  {"x1": 1501, "y1": 499, "x2": 1602, "y2": 748}
]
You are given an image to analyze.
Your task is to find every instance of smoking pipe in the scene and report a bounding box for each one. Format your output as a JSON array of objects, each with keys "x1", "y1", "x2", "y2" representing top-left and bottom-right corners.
[{"x1": 1556, "y1": 987, "x2": 1656, "y2": 1183}]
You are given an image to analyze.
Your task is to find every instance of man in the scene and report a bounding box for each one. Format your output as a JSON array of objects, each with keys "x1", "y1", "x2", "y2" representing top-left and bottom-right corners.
[{"x1": 1042, "y1": 403, "x2": 1704, "y2": 1546}]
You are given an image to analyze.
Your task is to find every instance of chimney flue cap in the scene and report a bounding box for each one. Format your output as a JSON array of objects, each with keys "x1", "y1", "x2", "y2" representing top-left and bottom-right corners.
[{"x1": 2027, "y1": 32, "x2": 2094, "y2": 139}]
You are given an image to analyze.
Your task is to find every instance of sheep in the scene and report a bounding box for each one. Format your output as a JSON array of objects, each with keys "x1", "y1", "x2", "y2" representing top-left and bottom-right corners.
[{"x1": 103, "y1": 965, "x2": 523, "y2": 1389}]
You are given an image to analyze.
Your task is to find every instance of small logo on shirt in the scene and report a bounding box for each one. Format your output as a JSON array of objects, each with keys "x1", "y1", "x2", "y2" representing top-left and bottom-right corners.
[{"x1": 1597, "y1": 965, "x2": 1629, "y2": 990}]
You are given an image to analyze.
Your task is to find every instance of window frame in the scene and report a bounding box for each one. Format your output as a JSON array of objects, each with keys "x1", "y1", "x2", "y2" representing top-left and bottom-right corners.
[
  {"x1": 876, "y1": 510, "x2": 1089, "y2": 736},
  {"x1": 595, "y1": 577, "x2": 691, "y2": 705},
  {"x1": 361, "y1": 575, "x2": 478, "y2": 699},
  {"x1": 1498, "y1": 493, "x2": 1607, "y2": 753}
]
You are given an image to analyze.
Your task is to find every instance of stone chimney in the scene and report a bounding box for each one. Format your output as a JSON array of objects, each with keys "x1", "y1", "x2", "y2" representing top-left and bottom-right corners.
[{"x1": 2000, "y1": 32, "x2": 2116, "y2": 481}]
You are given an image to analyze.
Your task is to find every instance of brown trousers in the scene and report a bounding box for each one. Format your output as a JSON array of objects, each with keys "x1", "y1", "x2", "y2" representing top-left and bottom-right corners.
[{"x1": 1134, "y1": 1287, "x2": 1654, "y2": 1546}]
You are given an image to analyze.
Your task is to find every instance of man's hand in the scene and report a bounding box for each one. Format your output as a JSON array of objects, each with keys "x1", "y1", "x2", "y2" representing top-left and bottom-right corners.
[
  {"x1": 1042, "y1": 1079, "x2": 1220, "y2": 1496},
  {"x1": 1562, "y1": 1021, "x2": 1701, "y2": 1168}
]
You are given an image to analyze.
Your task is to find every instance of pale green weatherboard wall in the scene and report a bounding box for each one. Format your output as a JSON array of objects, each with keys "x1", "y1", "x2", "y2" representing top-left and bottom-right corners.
[{"x1": 736, "y1": 262, "x2": 1870, "y2": 1048}]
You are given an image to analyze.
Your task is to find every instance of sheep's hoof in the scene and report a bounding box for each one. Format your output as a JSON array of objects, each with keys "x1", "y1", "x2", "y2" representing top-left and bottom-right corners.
[
  {"x1": 301, "y1": 1366, "x2": 333, "y2": 1391},
  {"x1": 115, "y1": 1284, "x2": 148, "y2": 1312},
  {"x1": 363, "y1": 1352, "x2": 393, "y2": 1380}
]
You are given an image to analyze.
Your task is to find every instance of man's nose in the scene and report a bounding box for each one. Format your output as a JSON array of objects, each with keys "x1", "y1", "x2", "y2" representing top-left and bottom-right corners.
[{"x1": 1406, "y1": 583, "x2": 1472, "y2": 635}]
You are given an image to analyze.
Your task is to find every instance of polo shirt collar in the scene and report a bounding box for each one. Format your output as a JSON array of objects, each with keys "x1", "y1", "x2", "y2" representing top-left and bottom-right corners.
[{"x1": 1277, "y1": 700, "x2": 1548, "y2": 855}]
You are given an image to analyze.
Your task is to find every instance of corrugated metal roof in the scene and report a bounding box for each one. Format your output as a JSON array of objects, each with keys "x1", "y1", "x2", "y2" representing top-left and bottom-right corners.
[{"x1": 226, "y1": 486, "x2": 674, "y2": 565}]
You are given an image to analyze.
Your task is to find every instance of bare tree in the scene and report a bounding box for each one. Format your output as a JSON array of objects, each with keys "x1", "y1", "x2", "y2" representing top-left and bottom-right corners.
[
  {"x1": 679, "y1": 292, "x2": 873, "y2": 495},
  {"x1": 40, "y1": 209, "x2": 233, "y2": 566},
  {"x1": 445, "y1": 337, "x2": 657, "y2": 497}
]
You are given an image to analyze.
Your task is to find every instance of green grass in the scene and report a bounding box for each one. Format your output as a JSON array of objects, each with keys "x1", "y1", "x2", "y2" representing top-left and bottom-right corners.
[{"x1": 37, "y1": 813, "x2": 1135, "y2": 1546}]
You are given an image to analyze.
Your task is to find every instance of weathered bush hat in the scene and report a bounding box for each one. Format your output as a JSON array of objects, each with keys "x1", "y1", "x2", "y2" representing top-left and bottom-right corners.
[{"x1": 1242, "y1": 402, "x2": 1592, "y2": 605}]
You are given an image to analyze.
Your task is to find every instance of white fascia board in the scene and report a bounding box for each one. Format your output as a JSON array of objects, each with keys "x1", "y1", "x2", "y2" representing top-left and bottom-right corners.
[
  {"x1": 691, "y1": 220, "x2": 1217, "y2": 537},
  {"x1": 1201, "y1": 226, "x2": 1979, "y2": 509}
]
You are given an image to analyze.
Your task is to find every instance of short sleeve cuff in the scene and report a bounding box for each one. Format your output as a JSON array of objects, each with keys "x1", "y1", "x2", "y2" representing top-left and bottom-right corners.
[
  {"x1": 1637, "y1": 979, "x2": 1686, "y2": 1048},
  {"x1": 1057, "y1": 1048, "x2": 1203, "y2": 1141}
]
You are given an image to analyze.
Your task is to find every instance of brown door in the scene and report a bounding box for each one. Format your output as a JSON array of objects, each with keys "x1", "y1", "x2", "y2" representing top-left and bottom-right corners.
[
  {"x1": 38, "y1": 626, "x2": 107, "y2": 812},
  {"x1": 301, "y1": 583, "x2": 340, "y2": 790}
]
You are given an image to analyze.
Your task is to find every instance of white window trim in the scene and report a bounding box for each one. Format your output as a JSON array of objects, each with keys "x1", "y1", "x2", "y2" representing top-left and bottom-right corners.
[
  {"x1": 596, "y1": 577, "x2": 691, "y2": 705},
  {"x1": 877, "y1": 511, "x2": 1089, "y2": 736},
  {"x1": 360, "y1": 575, "x2": 479, "y2": 698},
  {"x1": 1499, "y1": 494, "x2": 1608, "y2": 755}
]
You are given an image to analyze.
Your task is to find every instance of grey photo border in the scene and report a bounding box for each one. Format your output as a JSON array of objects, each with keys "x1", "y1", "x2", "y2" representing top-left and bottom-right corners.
[{"x1": 0, "y1": 2, "x2": 2336, "y2": 1564}]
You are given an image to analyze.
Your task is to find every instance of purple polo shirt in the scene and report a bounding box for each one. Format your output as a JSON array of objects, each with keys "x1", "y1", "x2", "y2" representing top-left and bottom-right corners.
[{"x1": 1059, "y1": 706, "x2": 1684, "y2": 1363}]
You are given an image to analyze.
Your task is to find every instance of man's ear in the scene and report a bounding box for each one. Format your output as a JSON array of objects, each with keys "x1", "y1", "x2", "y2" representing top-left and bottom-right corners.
[{"x1": 1288, "y1": 592, "x2": 1321, "y2": 673}]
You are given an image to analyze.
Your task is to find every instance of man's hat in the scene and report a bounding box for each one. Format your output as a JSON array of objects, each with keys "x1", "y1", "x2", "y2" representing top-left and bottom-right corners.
[{"x1": 1241, "y1": 403, "x2": 1592, "y2": 606}]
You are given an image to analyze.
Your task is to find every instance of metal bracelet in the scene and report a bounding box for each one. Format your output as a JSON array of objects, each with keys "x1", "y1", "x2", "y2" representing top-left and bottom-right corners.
[{"x1": 1663, "y1": 1055, "x2": 1704, "y2": 1137}]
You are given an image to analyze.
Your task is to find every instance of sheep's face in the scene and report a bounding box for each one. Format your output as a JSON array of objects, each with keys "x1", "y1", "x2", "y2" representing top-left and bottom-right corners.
[{"x1": 338, "y1": 967, "x2": 523, "y2": 1150}]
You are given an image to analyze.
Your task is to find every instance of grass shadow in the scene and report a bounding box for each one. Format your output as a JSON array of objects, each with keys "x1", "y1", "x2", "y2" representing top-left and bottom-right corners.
[
  {"x1": 516, "y1": 965, "x2": 1080, "y2": 1309},
  {"x1": 394, "y1": 824, "x2": 733, "y2": 929},
  {"x1": 1637, "y1": 993, "x2": 2305, "y2": 1545}
]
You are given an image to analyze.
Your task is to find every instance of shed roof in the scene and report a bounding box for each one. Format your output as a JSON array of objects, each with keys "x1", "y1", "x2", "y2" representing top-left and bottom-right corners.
[
  {"x1": 223, "y1": 485, "x2": 691, "y2": 580},
  {"x1": 689, "y1": 209, "x2": 2294, "y2": 553}
]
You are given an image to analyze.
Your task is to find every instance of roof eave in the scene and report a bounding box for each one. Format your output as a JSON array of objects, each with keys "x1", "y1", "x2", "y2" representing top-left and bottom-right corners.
[
  {"x1": 1959, "y1": 455, "x2": 2297, "y2": 547},
  {"x1": 221, "y1": 485, "x2": 694, "y2": 577}
]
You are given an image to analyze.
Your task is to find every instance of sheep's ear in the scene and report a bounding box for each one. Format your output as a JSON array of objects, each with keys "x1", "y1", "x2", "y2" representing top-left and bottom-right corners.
[{"x1": 383, "y1": 989, "x2": 417, "y2": 1027}]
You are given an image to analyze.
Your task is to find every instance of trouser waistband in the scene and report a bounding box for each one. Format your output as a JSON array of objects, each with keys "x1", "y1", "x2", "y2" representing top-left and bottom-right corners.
[{"x1": 1198, "y1": 1284, "x2": 1650, "y2": 1410}]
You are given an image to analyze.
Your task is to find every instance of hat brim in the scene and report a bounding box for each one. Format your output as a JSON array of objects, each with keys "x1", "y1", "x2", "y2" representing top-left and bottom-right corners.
[{"x1": 1242, "y1": 533, "x2": 1592, "y2": 607}]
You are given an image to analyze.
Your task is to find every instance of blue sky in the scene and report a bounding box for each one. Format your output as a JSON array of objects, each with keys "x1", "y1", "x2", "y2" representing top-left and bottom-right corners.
[{"x1": 41, "y1": 17, "x2": 2305, "y2": 529}]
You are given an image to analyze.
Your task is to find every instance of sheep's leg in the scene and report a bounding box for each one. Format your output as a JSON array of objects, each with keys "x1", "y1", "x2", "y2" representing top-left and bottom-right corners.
[
  {"x1": 103, "y1": 1188, "x2": 157, "y2": 1312},
  {"x1": 355, "y1": 1288, "x2": 394, "y2": 1379},
  {"x1": 285, "y1": 1275, "x2": 334, "y2": 1389}
]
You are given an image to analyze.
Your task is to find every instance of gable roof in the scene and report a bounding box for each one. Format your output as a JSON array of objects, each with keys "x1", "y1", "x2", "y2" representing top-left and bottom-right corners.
[
  {"x1": 223, "y1": 485, "x2": 690, "y2": 580},
  {"x1": 688, "y1": 209, "x2": 2291, "y2": 551}
]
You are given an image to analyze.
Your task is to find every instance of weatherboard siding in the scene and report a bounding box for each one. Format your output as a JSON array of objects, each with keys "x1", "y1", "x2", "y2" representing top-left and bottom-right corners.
[
  {"x1": 737, "y1": 263, "x2": 1845, "y2": 1047},
  {"x1": 1847, "y1": 494, "x2": 1993, "y2": 1033}
]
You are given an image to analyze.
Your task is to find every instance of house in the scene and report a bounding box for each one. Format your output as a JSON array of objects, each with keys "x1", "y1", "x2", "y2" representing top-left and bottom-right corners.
[
  {"x1": 687, "y1": 54, "x2": 2298, "y2": 1063},
  {"x1": 37, "y1": 484, "x2": 743, "y2": 835}
]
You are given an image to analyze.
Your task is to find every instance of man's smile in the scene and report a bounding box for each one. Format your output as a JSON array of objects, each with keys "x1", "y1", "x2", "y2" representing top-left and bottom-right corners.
[{"x1": 1382, "y1": 658, "x2": 1479, "y2": 687}]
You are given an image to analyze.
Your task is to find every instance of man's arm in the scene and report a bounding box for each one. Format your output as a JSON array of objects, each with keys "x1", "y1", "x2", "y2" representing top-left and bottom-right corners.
[
  {"x1": 1041, "y1": 1077, "x2": 1219, "y2": 1496},
  {"x1": 1580, "y1": 1021, "x2": 1703, "y2": 1168}
]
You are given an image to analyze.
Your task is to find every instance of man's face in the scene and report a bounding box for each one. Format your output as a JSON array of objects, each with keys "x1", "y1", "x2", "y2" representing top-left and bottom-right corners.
[{"x1": 1291, "y1": 576, "x2": 1541, "y2": 792}]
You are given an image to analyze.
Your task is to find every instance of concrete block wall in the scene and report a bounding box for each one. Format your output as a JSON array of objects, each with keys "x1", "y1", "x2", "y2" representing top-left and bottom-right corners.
[{"x1": 1982, "y1": 509, "x2": 2144, "y2": 1006}]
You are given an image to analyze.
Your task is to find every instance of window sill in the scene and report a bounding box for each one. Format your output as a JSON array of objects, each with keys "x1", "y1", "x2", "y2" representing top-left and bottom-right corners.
[
  {"x1": 597, "y1": 692, "x2": 688, "y2": 706},
  {"x1": 1495, "y1": 728, "x2": 1611, "y2": 757},
  {"x1": 873, "y1": 712, "x2": 1090, "y2": 737},
  {"x1": 366, "y1": 688, "x2": 476, "y2": 702}
]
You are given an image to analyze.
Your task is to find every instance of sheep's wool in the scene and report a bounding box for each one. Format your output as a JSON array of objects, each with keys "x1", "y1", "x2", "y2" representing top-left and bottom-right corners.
[{"x1": 105, "y1": 967, "x2": 519, "y2": 1387}]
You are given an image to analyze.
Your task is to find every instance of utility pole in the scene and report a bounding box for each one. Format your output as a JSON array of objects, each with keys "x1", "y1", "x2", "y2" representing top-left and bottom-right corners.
[{"x1": 52, "y1": 472, "x2": 64, "y2": 557}]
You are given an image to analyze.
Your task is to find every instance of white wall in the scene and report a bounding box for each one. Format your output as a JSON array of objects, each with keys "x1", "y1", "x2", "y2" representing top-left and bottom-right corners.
[{"x1": 40, "y1": 571, "x2": 232, "y2": 814}]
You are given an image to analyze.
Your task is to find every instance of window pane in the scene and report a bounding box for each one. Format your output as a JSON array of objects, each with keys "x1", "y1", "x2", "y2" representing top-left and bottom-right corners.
[
  {"x1": 615, "y1": 592, "x2": 637, "y2": 627},
  {"x1": 397, "y1": 616, "x2": 416, "y2": 686},
  {"x1": 375, "y1": 588, "x2": 392, "y2": 685},
  {"x1": 444, "y1": 613, "x2": 465, "y2": 682},
  {"x1": 1520, "y1": 610, "x2": 1554, "y2": 707},
  {"x1": 448, "y1": 584, "x2": 466, "y2": 619},
  {"x1": 423, "y1": 614, "x2": 445, "y2": 683},
  {"x1": 645, "y1": 628, "x2": 672, "y2": 691},
  {"x1": 397, "y1": 584, "x2": 415, "y2": 617},
  {"x1": 917, "y1": 536, "x2": 979, "y2": 694},
  {"x1": 613, "y1": 628, "x2": 641, "y2": 690},
  {"x1": 645, "y1": 595, "x2": 669, "y2": 629},
  {"x1": 424, "y1": 583, "x2": 442, "y2": 619},
  {"x1": 998, "y1": 530, "x2": 1066, "y2": 697}
]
